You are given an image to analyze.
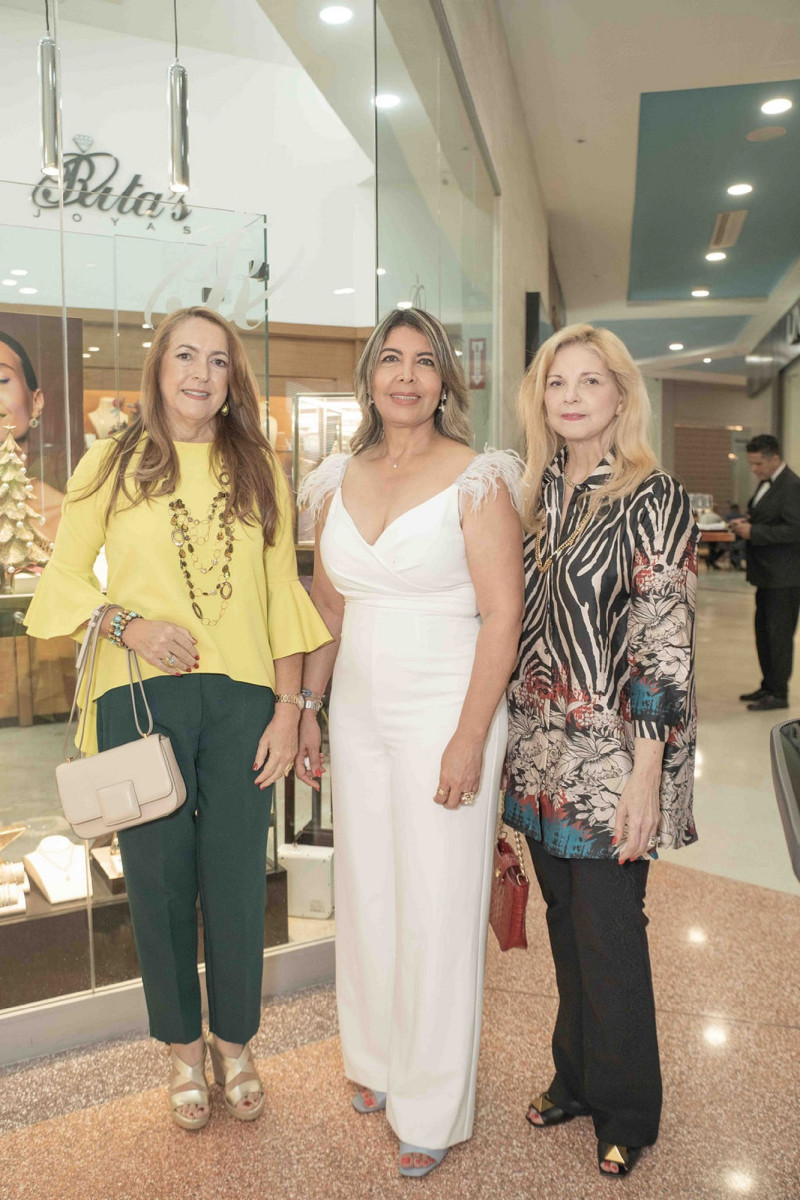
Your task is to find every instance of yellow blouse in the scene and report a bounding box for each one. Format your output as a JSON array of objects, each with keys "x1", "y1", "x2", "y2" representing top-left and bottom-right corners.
[{"x1": 25, "y1": 438, "x2": 331, "y2": 751}]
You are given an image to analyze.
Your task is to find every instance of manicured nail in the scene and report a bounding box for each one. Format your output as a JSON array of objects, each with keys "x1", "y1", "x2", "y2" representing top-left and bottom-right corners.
[{"x1": 314, "y1": 768, "x2": 323, "y2": 777}]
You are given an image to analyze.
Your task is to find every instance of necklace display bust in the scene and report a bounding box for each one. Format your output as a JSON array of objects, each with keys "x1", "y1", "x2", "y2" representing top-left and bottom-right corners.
[{"x1": 24, "y1": 836, "x2": 90, "y2": 904}]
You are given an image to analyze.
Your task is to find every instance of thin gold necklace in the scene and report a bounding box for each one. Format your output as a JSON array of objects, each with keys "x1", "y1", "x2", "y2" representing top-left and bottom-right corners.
[{"x1": 534, "y1": 501, "x2": 593, "y2": 574}]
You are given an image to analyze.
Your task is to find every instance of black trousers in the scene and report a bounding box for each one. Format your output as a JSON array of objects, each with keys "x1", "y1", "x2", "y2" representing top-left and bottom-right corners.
[
  {"x1": 527, "y1": 837, "x2": 662, "y2": 1146},
  {"x1": 755, "y1": 586, "x2": 800, "y2": 701}
]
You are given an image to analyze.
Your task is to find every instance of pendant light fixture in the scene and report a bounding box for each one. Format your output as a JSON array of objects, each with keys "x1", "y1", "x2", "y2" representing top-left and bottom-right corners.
[
  {"x1": 168, "y1": 0, "x2": 189, "y2": 193},
  {"x1": 38, "y1": 0, "x2": 59, "y2": 178}
]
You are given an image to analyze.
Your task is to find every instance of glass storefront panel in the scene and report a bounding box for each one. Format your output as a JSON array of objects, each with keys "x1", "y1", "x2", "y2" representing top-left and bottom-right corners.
[
  {"x1": 376, "y1": 0, "x2": 497, "y2": 447},
  {"x1": 0, "y1": 0, "x2": 496, "y2": 1024}
]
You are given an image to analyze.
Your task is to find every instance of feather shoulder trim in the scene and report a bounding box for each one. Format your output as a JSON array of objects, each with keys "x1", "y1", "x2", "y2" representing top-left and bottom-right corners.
[
  {"x1": 297, "y1": 453, "x2": 350, "y2": 522},
  {"x1": 457, "y1": 448, "x2": 525, "y2": 515}
]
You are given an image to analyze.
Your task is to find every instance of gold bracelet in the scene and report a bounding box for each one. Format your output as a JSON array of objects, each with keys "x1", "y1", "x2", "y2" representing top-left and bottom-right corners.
[{"x1": 275, "y1": 693, "x2": 304, "y2": 711}]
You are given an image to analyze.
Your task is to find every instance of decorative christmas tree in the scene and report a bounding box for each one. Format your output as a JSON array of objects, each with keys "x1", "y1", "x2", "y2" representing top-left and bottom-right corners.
[{"x1": 0, "y1": 427, "x2": 52, "y2": 592}]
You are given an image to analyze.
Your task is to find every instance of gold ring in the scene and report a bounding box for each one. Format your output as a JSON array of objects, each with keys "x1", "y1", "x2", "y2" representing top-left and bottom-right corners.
[
  {"x1": 647, "y1": 836, "x2": 657, "y2": 849},
  {"x1": 435, "y1": 787, "x2": 446, "y2": 796},
  {"x1": 460, "y1": 791, "x2": 476, "y2": 806},
  {"x1": 283, "y1": 765, "x2": 292, "y2": 777}
]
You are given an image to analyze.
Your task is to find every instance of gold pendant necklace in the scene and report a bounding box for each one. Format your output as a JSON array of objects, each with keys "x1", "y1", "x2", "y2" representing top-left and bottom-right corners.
[
  {"x1": 169, "y1": 474, "x2": 235, "y2": 625},
  {"x1": 534, "y1": 503, "x2": 593, "y2": 574}
]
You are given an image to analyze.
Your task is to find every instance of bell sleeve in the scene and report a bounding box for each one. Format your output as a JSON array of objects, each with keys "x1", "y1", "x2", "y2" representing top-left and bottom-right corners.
[
  {"x1": 264, "y1": 460, "x2": 332, "y2": 659},
  {"x1": 24, "y1": 441, "x2": 115, "y2": 643},
  {"x1": 627, "y1": 474, "x2": 698, "y2": 741}
]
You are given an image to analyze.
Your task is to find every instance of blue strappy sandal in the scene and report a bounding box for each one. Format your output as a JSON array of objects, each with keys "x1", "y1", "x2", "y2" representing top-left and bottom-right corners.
[
  {"x1": 351, "y1": 1087, "x2": 387, "y2": 1114},
  {"x1": 398, "y1": 1143, "x2": 448, "y2": 1177}
]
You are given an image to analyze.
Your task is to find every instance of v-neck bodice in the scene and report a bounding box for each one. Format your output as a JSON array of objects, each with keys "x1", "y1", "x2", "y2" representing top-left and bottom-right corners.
[
  {"x1": 322, "y1": 483, "x2": 479, "y2": 616},
  {"x1": 301, "y1": 448, "x2": 524, "y2": 619}
]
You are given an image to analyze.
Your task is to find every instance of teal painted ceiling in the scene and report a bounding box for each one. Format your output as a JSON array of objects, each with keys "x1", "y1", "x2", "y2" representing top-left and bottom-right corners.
[
  {"x1": 629, "y1": 80, "x2": 800, "y2": 303},
  {"x1": 595, "y1": 315, "x2": 749, "y2": 361}
]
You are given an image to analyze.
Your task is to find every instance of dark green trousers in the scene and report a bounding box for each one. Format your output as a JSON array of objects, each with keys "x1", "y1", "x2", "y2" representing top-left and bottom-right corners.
[{"x1": 97, "y1": 673, "x2": 275, "y2": 1044}]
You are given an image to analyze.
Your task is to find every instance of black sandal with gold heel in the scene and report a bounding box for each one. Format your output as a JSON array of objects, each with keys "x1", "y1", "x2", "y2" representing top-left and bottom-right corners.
[
  {"x1": 597, "y1": 1142, "x2": 642, "y2": 1177},
  {"x1": 526, "y1": 1091, "x2": 590, "y2": 1128}
]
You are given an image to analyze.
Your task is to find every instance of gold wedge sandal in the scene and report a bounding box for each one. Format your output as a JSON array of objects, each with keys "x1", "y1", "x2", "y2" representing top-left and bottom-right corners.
[
  {"x1": 168, "y1": 1044, "x2": 211, "y2": 1131},
  {"x1": 206, "y1": 1032, "x2": 264, "y2": 1122}
]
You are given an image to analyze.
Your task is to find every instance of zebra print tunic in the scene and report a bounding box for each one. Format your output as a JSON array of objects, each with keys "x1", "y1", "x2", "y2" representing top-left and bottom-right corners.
[{"x1": 503, "y1": 450, "x2": 699, "y2": 859}]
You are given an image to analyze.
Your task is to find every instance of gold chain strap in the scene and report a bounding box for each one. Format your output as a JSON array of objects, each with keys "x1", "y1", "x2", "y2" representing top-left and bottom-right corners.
[
  {"x1": 496, "y1": 790, "x2": 529, "y2": 883},
  {"x1": 534, "y1": 503, "x2": 593, "y2": 574}
]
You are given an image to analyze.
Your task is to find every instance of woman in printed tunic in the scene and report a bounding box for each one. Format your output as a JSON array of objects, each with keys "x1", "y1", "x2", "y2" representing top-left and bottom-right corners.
[{"x1": 504, "y1": 323, "x2": 698, "y2": 1178}]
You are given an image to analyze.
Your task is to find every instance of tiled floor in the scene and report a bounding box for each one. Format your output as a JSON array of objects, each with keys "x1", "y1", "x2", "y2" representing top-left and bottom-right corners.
[{"x1": 1, "y1": 569, "x2": 799, "y2": 1199}]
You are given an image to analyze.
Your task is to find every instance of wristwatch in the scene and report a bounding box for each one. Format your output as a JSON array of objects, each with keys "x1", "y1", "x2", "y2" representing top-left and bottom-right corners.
[
  {"x1": 275, "y1": 693, "x2": 304, "y2": 711},
  {"x1": 301, "y1": 687, "x2": 325, "y2": 712}
]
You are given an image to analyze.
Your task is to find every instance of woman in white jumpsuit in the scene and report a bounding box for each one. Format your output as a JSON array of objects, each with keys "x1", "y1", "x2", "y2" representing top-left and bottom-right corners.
[{"x1": 296, "y1": 309, "x2": 523, "y2": 1178}]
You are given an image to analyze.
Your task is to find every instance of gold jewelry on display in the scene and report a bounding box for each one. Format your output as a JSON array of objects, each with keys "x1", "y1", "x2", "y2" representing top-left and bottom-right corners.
[
  {"x1": 169, "y1": 479, "x2": 234, "y2": 626},
  {"x1": 534, "y1": 504, "x2": 593, "y2": 575}
]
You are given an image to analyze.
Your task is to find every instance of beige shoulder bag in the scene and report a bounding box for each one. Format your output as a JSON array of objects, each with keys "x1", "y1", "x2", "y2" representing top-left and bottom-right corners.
[{"x1": 56, "y1": 605, "x2": 187, "y2": 840}]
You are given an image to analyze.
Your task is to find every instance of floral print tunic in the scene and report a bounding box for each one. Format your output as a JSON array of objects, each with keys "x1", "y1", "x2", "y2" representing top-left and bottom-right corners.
[{"x1": 503, "y1": 451, "x2": 699, "y2": 859}]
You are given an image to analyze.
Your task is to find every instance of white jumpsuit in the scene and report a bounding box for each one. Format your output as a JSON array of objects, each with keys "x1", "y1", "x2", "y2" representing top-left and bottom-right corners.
[{"x1": 302, "y1": 450, "x2": 522, "y2": 1150}]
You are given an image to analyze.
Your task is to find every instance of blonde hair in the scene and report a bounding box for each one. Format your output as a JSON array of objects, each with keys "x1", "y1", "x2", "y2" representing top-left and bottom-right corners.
[
  {"x1": 351, "y1": 308, "x2": 472, "y2": 453},
  {"x1": 79, "y1": 307, "x2": 280, "y2": 543},
  {"x1": 519, "y1": 323, "x2": 658, "y2": 532}
]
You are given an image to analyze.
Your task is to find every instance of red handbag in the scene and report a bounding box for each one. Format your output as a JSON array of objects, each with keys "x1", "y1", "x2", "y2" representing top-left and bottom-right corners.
[{"x1": 490, "y1": 827, "x2": 529, "y2": 951}]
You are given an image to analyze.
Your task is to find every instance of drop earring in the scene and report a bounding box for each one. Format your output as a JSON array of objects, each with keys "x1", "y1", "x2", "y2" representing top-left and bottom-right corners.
[
  {"x1": 438, "y1": 389, "x2": 447, "y2": 412},
  {"x1": 221, "y1": 401, "x2": 229, "y2": 416},
  {"x1": 29, "y1": 416, "x2": 40, "y2": 428}
]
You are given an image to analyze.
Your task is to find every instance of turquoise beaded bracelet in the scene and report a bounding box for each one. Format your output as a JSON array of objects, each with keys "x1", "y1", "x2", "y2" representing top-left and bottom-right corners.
[{"x1": 108, "y1": 609, "x2": 141, "y2": 649}]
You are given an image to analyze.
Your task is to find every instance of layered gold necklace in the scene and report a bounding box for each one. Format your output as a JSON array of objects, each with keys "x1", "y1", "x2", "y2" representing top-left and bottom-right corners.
[
  {"x1": 534, "y1": 493, "x2": 593, "y2": 574},
  {"x1": 169, "y1": 475, "x2": 235, "y2": 625}
]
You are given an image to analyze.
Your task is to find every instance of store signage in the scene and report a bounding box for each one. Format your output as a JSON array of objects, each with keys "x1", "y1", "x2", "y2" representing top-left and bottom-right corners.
[
  {"x1": 468, "y1": 337, "x2": 487, "y2": 390},
  {"x1": 30, "y1": 135, "x2": 193, "y2": 232}
]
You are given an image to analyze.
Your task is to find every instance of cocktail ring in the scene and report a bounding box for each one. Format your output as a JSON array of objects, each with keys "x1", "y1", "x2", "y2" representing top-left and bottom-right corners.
[
  {"x1": 460, "y1": 791, "x2": 476, "y2": 806},
  {"x1": 163, "y1": 654, "x2": 176, "y2": 667}
]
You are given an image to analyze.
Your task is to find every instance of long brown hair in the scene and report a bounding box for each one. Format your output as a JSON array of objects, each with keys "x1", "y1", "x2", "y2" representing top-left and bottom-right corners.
[
  {"x1": 519, "y1": 323, "x2": 658, "y2": 532},
  {"x1": 81, "y1": 307, "x2": 279, "y2": 543},
  {"x1": 351, "y1": 308, "x2": 472, "y2": 453}
]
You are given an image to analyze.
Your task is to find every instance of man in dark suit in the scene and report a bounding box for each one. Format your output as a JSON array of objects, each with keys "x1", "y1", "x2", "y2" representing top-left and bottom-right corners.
[{"x1": 730, "y1": 434, "x2": 800, "y2": 711}]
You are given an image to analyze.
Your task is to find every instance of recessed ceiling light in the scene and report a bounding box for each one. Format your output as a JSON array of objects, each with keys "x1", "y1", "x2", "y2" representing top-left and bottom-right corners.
[
  {"x1": 669, "y1": 343, "x2": 684, "y2": 351},
  {"x1": 142, "y1": 323, "x2": 151, "y2": 330},
  {"x1": 374, "y1": 94, "x2": 400, "y2": 109},
  {"x1": 82, "y1": 352, "x2": 91, "y2": 359},
  {"x1": 333, "y1": 287, "x2": 355, "y2": 295},
  {"x1": 1, "y1": 279, "x2": 17, "y2": 287},
  {"x1": 376, "y1": 268, "x2": 386, "y2": 276},
  {"x1": 746, "y1": 125, "x2": 786, "y2": 142},
  {"x1": 10, "y1": 269, "x2": 27, "y2": 277},
  {"x1": 727, "y1": 183, "x2": 753, "y2": 196},
  {"x1": 687, "y1": 927, "x2": 707, "y2": 944},
  {"x1": 88, "y1": 346, "x2": 100, "y2": 352},
  {"x1": 703, "y1": 357, "x2": 712, "y2": 364},
  {"x1": 319, "y1": 5, "x2": 353, "y2": 23},
  {"x1": 691, "y1": 289, "x2": 710, "y2": 298},
  {"x1": 703, "y1": 1024, "x2": 727, "y2": 1046},
  {"x1": 761, "y1": 97, "x2": 792, "y2": 115},
  {"x1": 142, "y1": 341, "x2": 152, "y2": 348},
  {"x1": 397, "y1": 301, "x2": 413, "y2": 310},
  {"x1": 705, "y1": 252, "x2": 726, "y2": 262},
  {"x1": 18, "y1": 287, "x2": 37, "y2": 294}
]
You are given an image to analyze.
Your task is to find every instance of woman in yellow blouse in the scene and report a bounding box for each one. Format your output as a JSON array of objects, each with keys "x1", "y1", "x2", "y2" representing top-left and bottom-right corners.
[{"x1": 26, "y1": 307, "x2": 330, "y2": 1131}]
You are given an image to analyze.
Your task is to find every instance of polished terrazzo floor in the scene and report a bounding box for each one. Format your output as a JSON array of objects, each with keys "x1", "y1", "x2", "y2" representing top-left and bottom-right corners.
[{"x1": 1, "y1": 570, "x2": 799, "y2": 1199}]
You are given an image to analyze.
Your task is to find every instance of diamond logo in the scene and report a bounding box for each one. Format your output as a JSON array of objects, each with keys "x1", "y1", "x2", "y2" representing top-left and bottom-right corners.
[{"x1": 73, "y1": 134, "x2": 94, "y2": 152}]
